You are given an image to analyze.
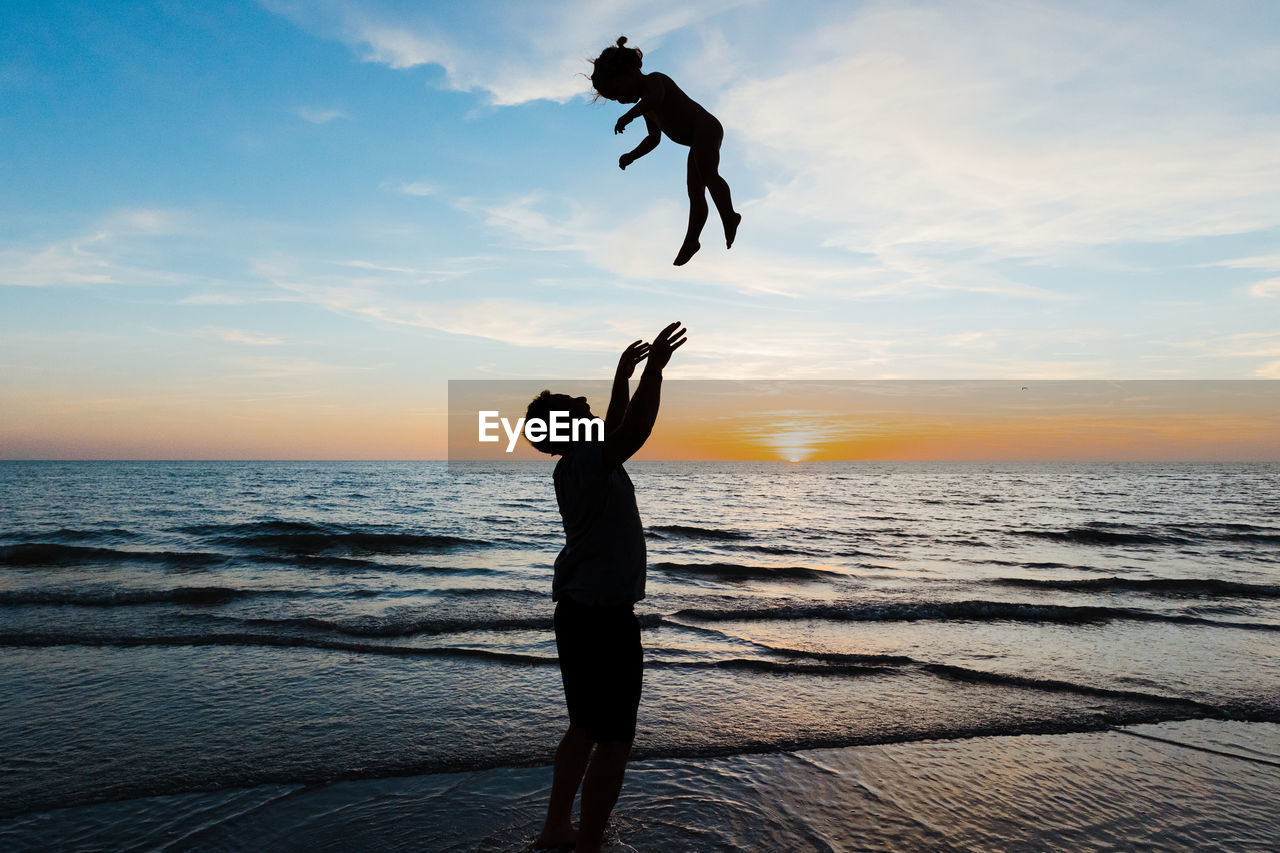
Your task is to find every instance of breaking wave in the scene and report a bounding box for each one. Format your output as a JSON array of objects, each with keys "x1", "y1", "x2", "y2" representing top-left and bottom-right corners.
[
  {"x1": 672, "y1": 599, "x2": 1280, "y2": 630},
  {"x1": 652, "y1": 562, "x2": 839, "y2": 581},
  {"x1": 992, "y1": 576, "x2": 1280, "y2": 598}
]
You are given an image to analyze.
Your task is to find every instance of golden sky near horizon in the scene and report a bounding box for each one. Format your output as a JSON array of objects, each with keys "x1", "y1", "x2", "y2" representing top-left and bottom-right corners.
[
  {"x1": 4, "y1": 381, "x2": 1275, "y2": 461},
  {"x1": 448, "y1": 381, "x2": 1280, "y2": 462}
]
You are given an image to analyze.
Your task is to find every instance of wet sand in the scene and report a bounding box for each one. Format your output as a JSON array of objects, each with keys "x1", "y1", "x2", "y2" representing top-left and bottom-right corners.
[{"x1": 5, "y1": 719, "x2": 1277, "y2": 851}]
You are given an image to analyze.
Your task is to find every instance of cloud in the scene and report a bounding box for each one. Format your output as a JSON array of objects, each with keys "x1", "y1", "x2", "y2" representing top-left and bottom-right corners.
[
  {"x1": 1217, "y1": 253, "x2": 1280, "y2": 271},
  {"x1": 0, "y1": 208, "x2": 189, "y2": 288},
  {"x1": 1248, "y1": 278, "x2": 1280, "y2": 298},
  {"x1": 209, "y1": 328, "x2": 286, "y2": 346},
  {"x1": 944, "y1": 331, "x2": 995, "y2": 349},
  {"x1": 252, "y1": 253, "x2": 621, "y2": 350},
  {"x1": 0, "y1": 242, "x2": 116, "y2": 287},
  {"x1": 295, "y1": 106, "x2": 350, "y2": 124},
  {"x1": 179, "y1": 291, "x2": 298, "y2": 305},
  {"x1": 461, "y1": 190, "x2": 1071, "y2": 301},
  {"x1": 290, "y1": 285, "x2": 618, "y2": 352},
  {"x1": 395, "y1": 181, "x2": 437, "y2": 196},
  {"x1": 316, "y1": 0, "x2": 1276, "y2": 304},
  {"x1": 223, "y1": 355, "x2": 373, "y2": 381},
  {"x1": 1167, "y1": 330, "x2": 1280, "y2": 379},
  {"x1": 261, "y1": 0, "x2": 757, "y2": 105},
  {"x1": 262, "y1": 0, "x2": 1280, "y2": 319},
  {"x1": 714, "y1": 3, "x2": 1280, "y2": 264}
]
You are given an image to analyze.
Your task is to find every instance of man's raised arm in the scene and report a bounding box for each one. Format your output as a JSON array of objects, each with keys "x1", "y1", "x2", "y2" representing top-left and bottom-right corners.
[
  {"x1": 604, "y1": 340, "x2": 650, "y2": 433},
  {"x1": 603, "y1": 322, "x2": 687, "y2": 468}
]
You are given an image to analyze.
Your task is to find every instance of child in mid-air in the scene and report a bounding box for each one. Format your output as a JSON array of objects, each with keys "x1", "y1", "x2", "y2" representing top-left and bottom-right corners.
[{"x1": 591, "y1": 37, "x2": 741, "y2": 266}]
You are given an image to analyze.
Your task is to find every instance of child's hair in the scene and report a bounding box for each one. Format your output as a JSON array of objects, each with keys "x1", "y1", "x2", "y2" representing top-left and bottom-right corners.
[{"x1": 589, "y1": 36, "x2": 643, "y2": 98}]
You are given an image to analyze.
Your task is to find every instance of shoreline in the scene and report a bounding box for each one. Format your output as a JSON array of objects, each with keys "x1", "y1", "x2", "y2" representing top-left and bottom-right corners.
[{"x1": 5, "y1": 719, "x2": 1277, "y2": 851}]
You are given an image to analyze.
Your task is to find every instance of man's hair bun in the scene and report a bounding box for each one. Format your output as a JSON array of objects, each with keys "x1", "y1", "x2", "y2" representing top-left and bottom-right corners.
[{"x1": 616, "y1": 36, "x2": 627, "y2": 48}]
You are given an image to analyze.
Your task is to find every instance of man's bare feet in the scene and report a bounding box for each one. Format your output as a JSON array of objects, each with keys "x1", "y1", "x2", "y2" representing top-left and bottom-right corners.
[
  {"x1": 673, "y1": 239, "x2": 700, "y2": 266},
  {"x1": 725, "y1": 211, "x2": 741, "y2": 249},
  {"x1": 534, "y1": 823, "x2": 577, "y2": 850}
]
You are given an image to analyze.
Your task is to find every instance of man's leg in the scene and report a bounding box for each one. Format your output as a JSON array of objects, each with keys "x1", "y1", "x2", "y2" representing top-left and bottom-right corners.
[
  {"x1": 576, "y1": 737, "x2": 633, "y2": 853},
  {"x1": 537, "y1": 724, "x2": 592, "y2": 848}
]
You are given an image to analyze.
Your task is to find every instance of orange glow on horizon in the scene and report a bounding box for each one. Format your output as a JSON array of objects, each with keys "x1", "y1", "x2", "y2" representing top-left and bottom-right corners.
[
  {"x1": 446, "y1": 381, "x2": 1280, "y2": 463},
  {"x1": 5, "y1": 381, "x2": 1276, "y2": 460}
]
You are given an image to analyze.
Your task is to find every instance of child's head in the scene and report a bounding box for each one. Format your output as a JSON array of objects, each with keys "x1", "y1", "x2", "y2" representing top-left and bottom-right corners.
[{"x1": 590, "y1": 36, "x2": 643, "y2": 102}]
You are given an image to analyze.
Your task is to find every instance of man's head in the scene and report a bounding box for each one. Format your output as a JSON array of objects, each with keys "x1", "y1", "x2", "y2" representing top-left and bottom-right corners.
[{"x1": 525, "y1": 390, "x2": 594, "y2": 455}]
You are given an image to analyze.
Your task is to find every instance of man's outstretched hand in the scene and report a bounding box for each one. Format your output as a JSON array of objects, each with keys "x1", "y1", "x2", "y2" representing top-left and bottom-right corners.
[
  {"x1": 645, "y1": 322, "x2": 687, "y2": 373},
  {"x1": 616, "y1": 339, "x2": 650, "y2": 379}
]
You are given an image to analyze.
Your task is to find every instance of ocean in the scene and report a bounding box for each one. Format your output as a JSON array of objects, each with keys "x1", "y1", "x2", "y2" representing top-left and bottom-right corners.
[{"x1": 2, "y1": 460, "x2": 1278, "y2": 850}]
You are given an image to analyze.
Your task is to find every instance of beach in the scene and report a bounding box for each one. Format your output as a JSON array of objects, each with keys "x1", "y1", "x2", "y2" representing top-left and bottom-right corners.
[
  {"x1": 4, "y1": 720, "x2": 1278, "y2": 850},
  {"x1": 2, "y1": 460, "x2": 1278, "y2": 849}
]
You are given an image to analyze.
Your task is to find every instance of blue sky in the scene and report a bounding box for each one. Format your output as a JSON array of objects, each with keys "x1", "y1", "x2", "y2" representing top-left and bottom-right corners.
[{"x1": 1, "y1": 0, "x2": 1278, "y2": 457}]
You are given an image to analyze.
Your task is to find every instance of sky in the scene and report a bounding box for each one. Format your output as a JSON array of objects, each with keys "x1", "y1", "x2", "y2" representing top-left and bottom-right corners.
[
  {"x1": 448, "y1": 381, "x2": 1280, "y2": 462},
  {"x1": 1, "y1": 0, "x2": 1278, "y2": 459}
]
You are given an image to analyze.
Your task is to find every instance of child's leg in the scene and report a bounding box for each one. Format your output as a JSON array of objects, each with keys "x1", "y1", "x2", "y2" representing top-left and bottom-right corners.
[
  {"x1": 675, "y1": 151, "x2": 707, "y2": 266},
  {"x1": 692, "y1": 124, "x2": 740, "y2": 249}
]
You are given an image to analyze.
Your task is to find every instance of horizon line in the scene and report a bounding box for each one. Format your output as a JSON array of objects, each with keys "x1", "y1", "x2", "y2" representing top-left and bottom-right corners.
[{"x1": 4, "y1": 458, "x2": 1279, "y2": 464}]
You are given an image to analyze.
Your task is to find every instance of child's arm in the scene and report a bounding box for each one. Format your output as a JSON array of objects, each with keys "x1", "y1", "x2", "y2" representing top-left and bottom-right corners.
[
  {"x1": 619, "y1": 115, "x2": 661, "y2": 170},
  {"x1": 613, "y1": 75, "x2": 666, "y2": 135}
]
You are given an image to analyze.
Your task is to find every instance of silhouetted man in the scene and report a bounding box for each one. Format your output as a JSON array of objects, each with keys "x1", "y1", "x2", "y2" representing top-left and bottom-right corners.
[{"x1": 527, "y1": 322, "x2": 688, "y2": 853}]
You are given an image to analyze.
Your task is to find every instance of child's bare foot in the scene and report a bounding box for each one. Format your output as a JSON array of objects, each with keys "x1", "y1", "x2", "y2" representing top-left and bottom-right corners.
[
  {"x1": 673, "y1": 239, "x2": 700, "y2": 266},
  {"x1": 725, "y1": 212, "x2": 741, "y2": 249}
]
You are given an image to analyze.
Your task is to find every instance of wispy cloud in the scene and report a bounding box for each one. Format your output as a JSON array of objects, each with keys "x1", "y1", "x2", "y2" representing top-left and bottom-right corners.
[
  {"x1": 714, "y1": 3, "x2": 1280, "y2": 265},
  {"x1": 1164, "y1": 329, "x2": 1280, "y2": 378},
  {"x1": 295, "y1": 106, "x2": 350, "y2": 124},
  {"x1": 0, "y1": 209, "x2": 189, "y2": 288},
  {"x1": 394, "y1": 181, "x2": 437, "y2": 196},
  {"x1": 460, "y1": 191, "x2": 1071, "y2": 301},
  {"x1": 208, "y1": 327, "x2": 286, "y2": 346},
  {"x1": 261, "y1": 0, "x2": 756, "y2": 105},
  {"x1": 1248, "y1": 278, "x2": 1280, "y2": 298},
  {"x1": 1217, "y1": 253, "x2": 1280, "y2": 271}
]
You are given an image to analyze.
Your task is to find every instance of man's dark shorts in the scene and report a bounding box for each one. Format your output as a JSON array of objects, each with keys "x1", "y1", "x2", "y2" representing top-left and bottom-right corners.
[{"x1": 553, "y1": 596, "x2": 643, "y2": 743}]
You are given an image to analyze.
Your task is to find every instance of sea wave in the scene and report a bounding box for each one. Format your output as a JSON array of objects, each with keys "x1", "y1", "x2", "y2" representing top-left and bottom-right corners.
[
  {"x1": 0, "y1": 542, "x2": 490, "y2": 575},
  {"x1": 672, "y1": 599, "x2": 1280, "y2": 630},
  {"x1": 433, "y1": 587, "x2": 545, "y2": 599},
  {"x1": 0, "y1": 544, "x2": 225, "y2": 568},
  {"x1": 1015, "y1": 527, "x2": 1186, "y2": 546},
  {"x1": 0, "y1": 528, "x2": 138, "y2": 543},
  {"x1": 730, "y1": 543, "x2": 827, "y2": 557},
  {"x1": 992, "y1": 576, "x2": 1280, "y2": 598},
  {"x1": 1014, "y1": 521, "x2": 1280, "y2": 547},
  {"x1": 652, "y1": 562, "x2": 838, "y2": 581},
  {"x1": 647, "y1": 525, "x2": 751, "y2": 541},
  {"x1": 0, "y1": 586, "x2": 260, "y2": 607},
  {"x1": 982, "y1": 559, "x2": 1107, "y2": 572},
  {"x1": 0, "y1": 629, "x2": 1218, "y2": 720},
  {"x1": 177, "y1": 520, "x2": 487, "y2": 554},
  {"x1": 198, "y1": 612, "x2": 557, "y2": 638},
  {"x1": 0, "y1": 630, "x2": 557, "y2": 664}
]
